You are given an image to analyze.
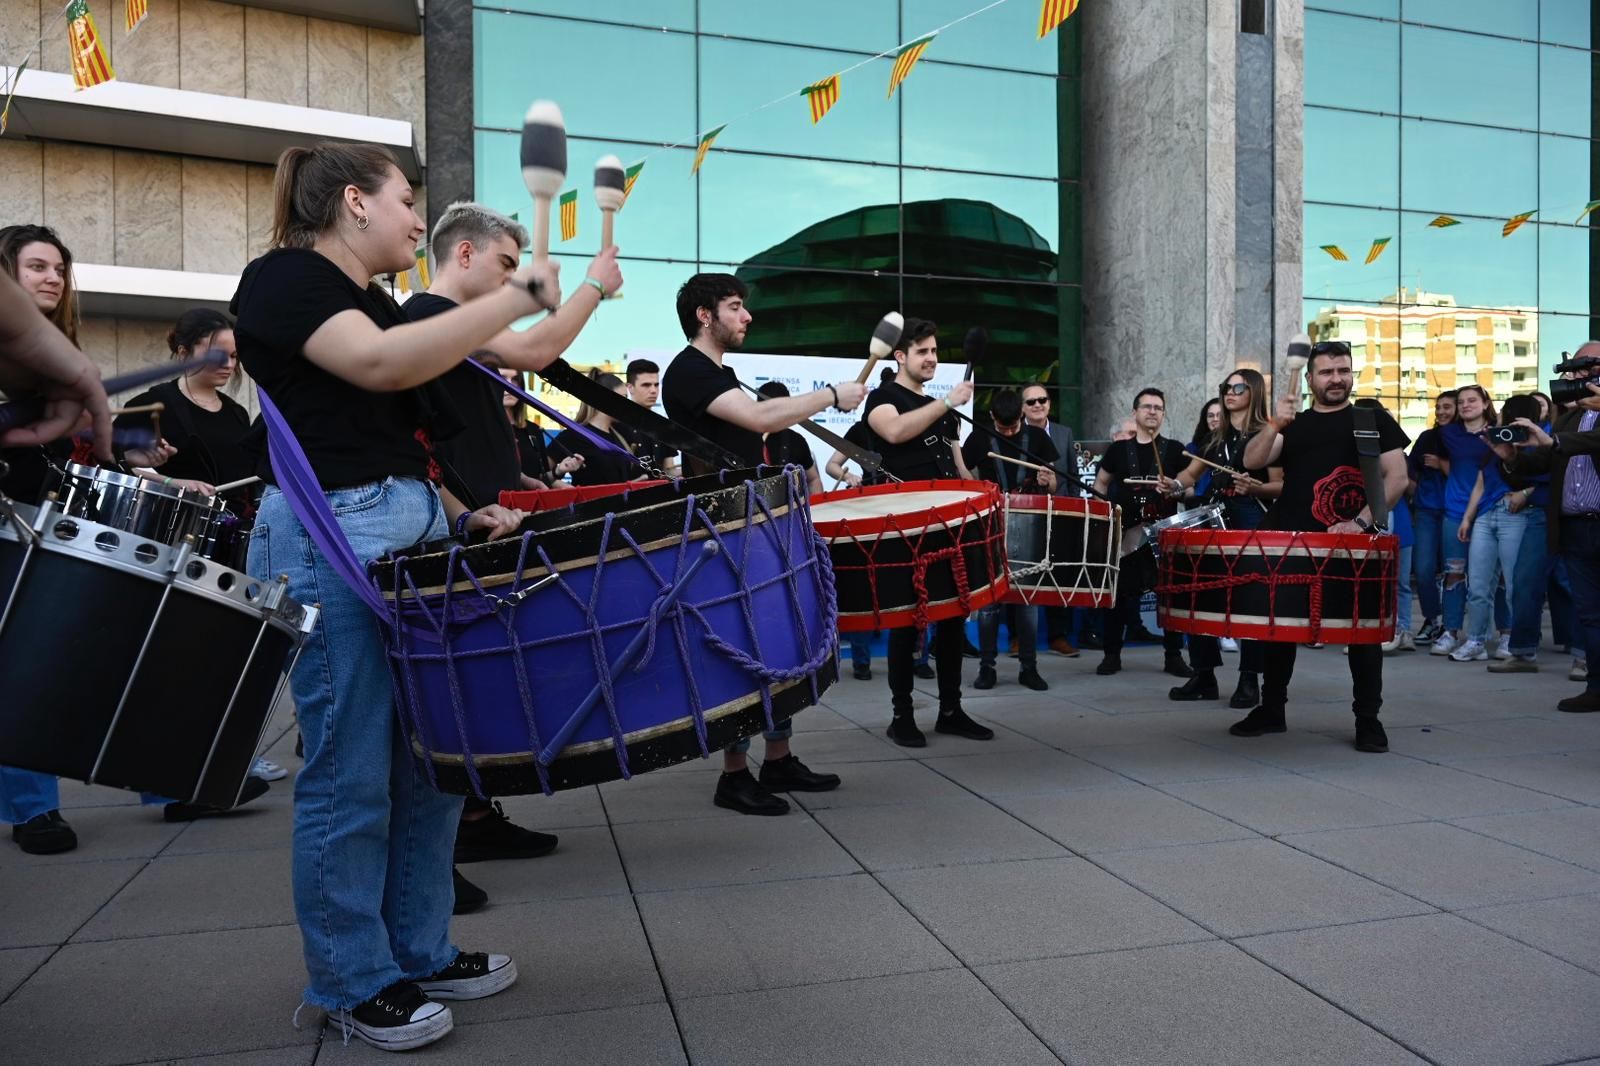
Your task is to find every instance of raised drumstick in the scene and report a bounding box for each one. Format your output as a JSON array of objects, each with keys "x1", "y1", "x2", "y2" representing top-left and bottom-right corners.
[
  {"x1": 212, "y1": 475, "x2": 263, "y2": 493},
  {"x1": 988, "y1": 450, "x2": 1054, "y2": 475},
  {"x1": 594, "y1": 154, "x2": 625, "y2": 251},
  {"x1": 857, "y1": 310, "x2": 904, "y2": 385},
  {"x1": 1182, "y1": 450, "x2": 1244, "y2": 477},
  {"x1": 521, "y1": 100, "x2": 568, "y2": 264}
]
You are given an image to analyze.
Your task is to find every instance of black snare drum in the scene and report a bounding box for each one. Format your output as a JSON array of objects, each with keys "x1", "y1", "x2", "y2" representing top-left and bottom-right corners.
[{"x1": 56, "y1": 462, "x2": 251, "y2": 569}]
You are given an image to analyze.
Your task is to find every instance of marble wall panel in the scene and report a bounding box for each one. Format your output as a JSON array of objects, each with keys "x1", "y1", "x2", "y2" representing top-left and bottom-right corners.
[
  {"x1": 244, "y1": 7, "x2": 308, "y2": 106},
  {"x1": 42, "y1": 143, "x2": 113, "y2": 263},
  {"x1": 113, "y1": 151, "x2": 183, "y2": 269},
  {"x1": 1272, "y1": 0, "x2": 1305, "y2": 385},
  {"x1": 308, "y1": 19, "x2": 367, "y2": 114},
  {"x1": 78, "y1": 317, "x2": 117, "y2": 379},
  {"x1": 110, "y1": 0, "x2": 180, "y2": 88},
  {"x1": 0, "y1": 138, "x2": 44, "y2": 226},
  {"x1": 181, "y1": 158, "x2": 247, "y2": 274},
  {"x1": 423, "y1": 0, "x2": 471, "y2": 223},
  {"x1": 368, "y1": 28, "x2": 424, "y2": 162},
  {"x1": 0, "y1": 0, "x2": 39, "y2": 67},
  {"x1": 244, "y1": 164, "x2": 275, "y2": 259},
  {"x1": 115, "y1": 318, "x2": 170, "y2": 376},
  {"x1": 179, "y1": 0, "x2": 244, "y2": 97},
  {"x1": 38, "y1": 0, "x2": 113, "y2": 75}
]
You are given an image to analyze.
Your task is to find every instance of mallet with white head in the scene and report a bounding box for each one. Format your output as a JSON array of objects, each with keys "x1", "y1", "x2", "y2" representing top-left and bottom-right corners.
[
  {"x1": 593, "y1": 154, "x2": 625, "y2": 250},
  {"x1": 857, "y1": 310, "x2": 904, "y2": 384},
  {"x1": 520, "y1": 100, "x2": 567, "y2": 263}
]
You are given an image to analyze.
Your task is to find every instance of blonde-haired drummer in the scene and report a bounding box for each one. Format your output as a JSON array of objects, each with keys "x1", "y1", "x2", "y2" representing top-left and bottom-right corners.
[{"x1": 863, "y1": 317, "x2": 993, "y2": 748}]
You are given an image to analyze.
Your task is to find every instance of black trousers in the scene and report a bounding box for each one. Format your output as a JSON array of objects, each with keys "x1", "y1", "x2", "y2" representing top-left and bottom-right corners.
[
  {"x1": 1102, "y1": 579, "x2": 1182, "y2": 660},
  {"x1": 1262, "y1": 641, "x2": 1383, "y2": 718},
  {"x1": 1189, "y1": 634, "x2": 1264, "y2": 674},
  {"x1": 889, "y1": 618, "x2": 964, "y2": 717}
]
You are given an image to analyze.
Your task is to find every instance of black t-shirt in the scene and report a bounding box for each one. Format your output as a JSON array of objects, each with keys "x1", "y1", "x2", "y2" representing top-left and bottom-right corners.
[
  {"x1": 1197, "y1": 427, "x2": 1270, "y2": 519},
  {"x1": 549, "y1": 425, "x2": 639, "y2": 487},
  {"x1": 662, "y1": 345, "x2": 761, "y2": 472},
  {"x1": 231, "y1": 248, "x2": 460, "y2": 489},
  {"x1": 764, "y1": 427, "x2": 815, "y2": 469},
  {"x1": 1098, "y1": 437, "x2": 1188, "y2": 517},
  {"x1": 513, "y1": 424, "x2": 549, "y2": 481},
  {"x1": 617, "y1": 422, "x2": 677, "y2": 471},
  {"x1": 1271, "y1": 404, "x2": 1410, "y2": 531},
  {"x1": 403, "y1": 293, "x2": 522, "y2": 510},
  {"x1": 116, "y1": 379, "x2": 259, "y2": 486},
  {"x1": 962, "y1": 424, "x2": 1058, "y2": 493},
  {"x1": 863, "y1": 380, "x2": 959, "y2": 481}
]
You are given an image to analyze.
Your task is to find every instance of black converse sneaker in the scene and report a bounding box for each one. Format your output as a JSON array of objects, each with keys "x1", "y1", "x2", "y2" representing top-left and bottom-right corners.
[
  {"x1": 334, "y1": 981, "x2": 452, "y2": 1052},
  {"x1": 415, "y1": 951, "x2": 518, "y2": 1001}
]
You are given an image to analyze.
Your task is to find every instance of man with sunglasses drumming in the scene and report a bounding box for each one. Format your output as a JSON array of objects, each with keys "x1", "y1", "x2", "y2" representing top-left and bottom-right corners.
[{"x1": 1021, "y1": 384, "x2": 1082, "y2": 657}]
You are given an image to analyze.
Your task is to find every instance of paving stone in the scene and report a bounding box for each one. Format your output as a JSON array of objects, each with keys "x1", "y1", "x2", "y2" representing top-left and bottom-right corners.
[
  {"x1": 0, "y1": 802, "x2": 186, "y2": 868},
  {"x1": 155, "y1": 1050, "x2": 314, "y2": 1066},
  {"x1": 74, "y1": 848, "x2": 295, "y2": 942},
  {"x1": 445, "y1": 894, "x2": 664, "y2": 1020},
  {"x1": 915, "y1": 719, "x2": 1050, "y2": 758},
  {"x1": 1452, "y1": 749, "x2": 1600, "y2": 805},
  {"x1": 460, "y1": 826, "x2": 630, "y2": 904},
  {"x1": 1307, "y1": 760, "x2": 1574, "y2": 818},
  {"x1": 788, "y1": 759, "x2": 971, "y2": 811},
  {"x1": 788, "y1": 705, "x2": 861, "y2": 732},
  {"x1": 994, "y1": 784, "x2": 1258, "y2": 853},
  {"x1": 1382, "y1": 717, "x2": 1600, "y2": 762},
  {"x1": 879, "y1": 857, "x2": 1210, "y2": 966},
  {"x1": 1283, "y1": 821, "x2": 1600, "y2": 910},
  {"x1": 1241, "y1": 913, "x2": 1600, "y2": 1066},
  {"x1": 598, "y1": 770, "x2": 747, "y2": 825},
  {"x1": 614, "y1": 813, "x2": 859, "y2": 893},
  {"x1": 52, "y1": 778, "x2": 145, "y2": 810},
  {"x1": 917, "y1": 748, "x2": 1124, "y2": 796},
  {"x1": 1096, "y1": 838, "x2": 1432, "y2": 937},
  {"x1": 484, "y1": 786, "x2": 609, "y2": 831},
  {"x1": 982, "y1": 940, "x2": 1424, "y2": 1066},
  {"x1": 162, "y1": 802, "x2": 296, "y2": 856},
  {"x1": 1212, "y1": 728, "x2": 1392, "y2": 772},
  {"x1": 327, "y1": 1003, "x2": 688, "y2": 1064},
  {"x1": 638, "y1": 873, "x2": 955, "y2": 997},
  {"x1": 1074, "y1": 737, "x2": 1285, "y2": 784},
  {"x1": 1453, "y1": 805, "x2": 1600, "y2": 872},
  {"x1": 773, "y1": 724, "x2": 916, "y2": 765},
  {"x1": 0, "y1": 860, "x2": 142, "y2": 948},
  {"x1": 1163, "y1": 773, "x2": 1422, "y2": 836},
  {"x1": 0, "y1": 925, "x2": 316, "y2": 1066},
  {"x1": 1461, "y1": 893, "x2": 1600, "y2": 974},
  {"x1": 0, "y1": 946, "x2": 50, "y2": 1001},
  {"x1": 812, "y1": 796, "x2": 1065, "y2": 871},
  {"x1": 675, "y1": 969, "x2": 1059, "y2": 1066}
]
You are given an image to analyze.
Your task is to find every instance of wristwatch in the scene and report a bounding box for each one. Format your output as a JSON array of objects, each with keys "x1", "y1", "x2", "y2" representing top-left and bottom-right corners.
[{"x1": 1353, "y1": 516, "x2": 1374, "y2": 533}]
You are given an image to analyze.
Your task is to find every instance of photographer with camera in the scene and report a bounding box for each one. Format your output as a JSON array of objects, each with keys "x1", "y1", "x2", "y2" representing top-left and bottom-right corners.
[{"x1": 1489, "y1": 341, "x2": 1600, "y2": 712}]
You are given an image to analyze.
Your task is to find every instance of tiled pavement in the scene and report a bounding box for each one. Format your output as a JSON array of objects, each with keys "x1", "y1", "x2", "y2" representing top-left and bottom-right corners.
[{"x1": 4, "y1": 640, "x2": 1600, "y2": 1065}]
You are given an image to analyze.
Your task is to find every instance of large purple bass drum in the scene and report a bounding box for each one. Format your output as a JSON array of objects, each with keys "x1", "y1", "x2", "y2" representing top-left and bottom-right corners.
[{"x1": 368, "y1": 468, "x2": 838, "y2": 795}]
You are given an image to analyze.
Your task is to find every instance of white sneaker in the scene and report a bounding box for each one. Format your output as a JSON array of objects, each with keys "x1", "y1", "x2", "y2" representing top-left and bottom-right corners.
[
  {"x1": 1382, "y1": 630, "x2": 1415, "y2": 655},
  {"x1": 1450, "y1": 639, "x2": 1489, "y2": 662},
  {"x1": 1429, "y1": 633, "x2": 1460, "y2": 656},
  {"x1": 252, "y1": 757, "x2": 288, "y2": 782},
  {"x1": 1492, "y1": 635, "x2": 1514, "y2": 661},
  {"x1": 1571, "y1": 658, "x2": 1589, "y2": 683},
  {"x1": 1220, "y1": 638, "x2": 1239, "y2": 653}
]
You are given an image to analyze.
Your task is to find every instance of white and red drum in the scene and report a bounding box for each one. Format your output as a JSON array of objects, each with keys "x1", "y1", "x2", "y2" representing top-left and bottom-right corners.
[
  {"x1": 1001, "y1": 494, "x2": 1120, "y2": 608},
  {"x1": 1157, "y1": 529, "x2": 1399, "y2": 645},
  {"x1": 810, "y1": 480, "x2": 1008, "y2": 632}
]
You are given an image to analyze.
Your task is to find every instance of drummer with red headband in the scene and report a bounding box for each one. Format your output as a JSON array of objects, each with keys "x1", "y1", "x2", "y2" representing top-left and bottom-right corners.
[
  {"x1": 661, "y1": 272, "x2": 867, "y2": 816},
  {"x1": 863, "y1": 317, "x2": 995, "y2": 747},
  {"x1": 1240, "y1": 340, "x2": 1409, "y2": 752}
]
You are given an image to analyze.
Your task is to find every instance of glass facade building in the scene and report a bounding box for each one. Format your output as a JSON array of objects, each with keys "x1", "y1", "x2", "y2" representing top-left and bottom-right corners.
[
  {"x1": 471, "y1": 2, "x2": 1084, "y2": 426},
  {"x1": 1304, "y1": 1, "x2": 1600, "y2": 429}
]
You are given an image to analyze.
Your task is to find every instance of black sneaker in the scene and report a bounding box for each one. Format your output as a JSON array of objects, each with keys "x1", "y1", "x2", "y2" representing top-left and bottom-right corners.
[
  {"x1": 1354, "y1": 718, "x2": 1389, "y2": 753},
  {"x1": 852, "y1": 660, "x2": 872, "y2": 681},
  {"x1": 11, "y1": 809, "x2": 76, "y2": 855},
  {"x1": 1078, "y1": 631, "x2": 1104, "y2": 650},
  {"x1": 759, "y1": 754, "x2": 841, "y2": 793},
  {"x1": 416, "y1": 950, "x2": 517, "y2": 1001},
  {"x1": 1018, "y1": 669, "x2": 1049, "y2": 691},
  {"x1": 1229, "y1": 673, "x2": 1260, "y2": 710},
  {"x1": 935, "y1": 709, "x2": 994, "y2": 741},
  {"x1": 163, "y1": 775, "x2": 269, "y2": 823},
  {"x1": 454, "y1": 801, "x2": 558, "y2": 863},
  {"x1": 1169, "y1": 672, "x2": 1219, "y2": 702},
  {"x1": 886, "y1": 717, "x2": 927, "y2": 748},
  {"x1": 452, "y1": 867, "x2": 487, "y2": 915},
  {"x1": 713, "y1": 769, "x2": 790, "y2": 815},
  {"x1": 1096, "y1": 656, "x2": 1121, "y2": 676},
  {"x1": 914, "y1": 661, "x2": 936, "y2": 680},
  {"x1": 334, "y1": 981, "x2": 452, "y2": 1052},
  {"x1": 1228, "y1": 707, "x2": 1287, "y2": 737},
  {"x1": 974, "y1": 666, "x2": 997, "y2": 690}
]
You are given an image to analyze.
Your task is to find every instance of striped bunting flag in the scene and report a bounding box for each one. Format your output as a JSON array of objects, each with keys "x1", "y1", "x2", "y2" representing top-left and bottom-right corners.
[
  {"x1": 414, "y1": 247, "x2": 431, "y2": 288},
  {"x1": 802, "y1": 74, "x2": 841, "y2": 124},
  {"x1": 1038, "y1": 0, "x2": 1081, "y2": 38},
  {"x1": 1427, "y1": 215, "x2": 1460, "y2": 228},
  {"x1": 1502, "y1": 210, "x2": 1536, "y2": 238},
  {"x1": 125, "y1": 0, "x2": 149, "y2": 35},
  {"x1": 887, "y1": 34, "x2": 935, "y2": 98},
  {"x1": 67, "y1": 0, "x2": 115, "y2": 91},
  {"x1": 1320, "y1": 244, "x2": 1349, "y2": 262},
  {"x1": 1364, "y1": 236, "x2": 1391, "y2": 264},
  {"x1": 1577, "y1": 200, "x2": 1600, "y2": 225},
  {"x1": 622, "y1": 161, "x2": 644, "y2": 205},
  {"x1": 691, "y1": 125, "x2": 725, "y2": 175},
  {"x1": 559, "y1": 189, "x2": 578, "y2": 241}
]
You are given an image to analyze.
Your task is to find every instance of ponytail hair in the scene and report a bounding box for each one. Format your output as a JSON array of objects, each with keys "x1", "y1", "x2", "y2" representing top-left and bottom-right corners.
[
  {"x1": 575, "y1": 369, "x2": 624, "y2": 425},
  {"x1": 167, "y1": 307, "x2": 233, "y2": 360},
  {"x1": 271, "y1": 143, "x2": 400, "y2": 249}
]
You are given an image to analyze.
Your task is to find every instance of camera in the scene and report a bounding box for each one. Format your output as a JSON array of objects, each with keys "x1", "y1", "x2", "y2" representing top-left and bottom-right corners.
[
  {"x1": 1488, "y1": 424, "x2": 1530, "y2": 445},
  {"x1": 1551, "y1": 355, "x2": 1600, "y2": 406}
]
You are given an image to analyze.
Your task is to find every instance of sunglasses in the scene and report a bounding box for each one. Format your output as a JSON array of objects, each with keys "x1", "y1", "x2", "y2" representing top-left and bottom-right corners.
[
  {"x1": 1023, "y1": 397, "x2": 1049, "y2": 407},
  {"x1": 1310, "y1": 340, "x2": 1351, "y2": 356},
  {"x1": 1219, "y1": 382, "x2": 1249, "y2": 395}
]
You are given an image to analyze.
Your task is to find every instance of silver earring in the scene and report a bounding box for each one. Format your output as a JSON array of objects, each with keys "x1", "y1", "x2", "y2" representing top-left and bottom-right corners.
[{"x1": 356, "y1": 215, "x2": 369, "y2": 231}]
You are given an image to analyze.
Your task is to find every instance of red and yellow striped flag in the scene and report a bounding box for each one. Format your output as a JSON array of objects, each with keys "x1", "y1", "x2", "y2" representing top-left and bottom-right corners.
[
  {"x1": 802, "y1": 74, "x2": 841, "y2": 124},
  {"x1": 558, "y1": 189, "x2": 578, "y2": 242},
  {"x1": 1364, "y1": 236, "x2": 1391, "y2": 264},
  {"x1": 1427, "y1": 215, "x2": 1460, "y2": 228},
  {"x1": 414, "y1": 247, "x2": 431, "y2": 288},
  {"x1": 622, "y1": 161, "x2": 644, "y2": 205},
  {"x1": 1320, "y1": 244, "x2": 1349, "y2": 262},
  {"x1": 1038, "y1": 0, "x2": 1080, "y2": 38},
  {"x1": 1502, "y1": 210, "x2": 1535, "y2": 238},
  {"x1": 0, "y1": 61, "x2": 26, "y2": 136},
  {"x1": 67, "y1": 0, "x2": 115, "y2": 91},
  {"x1": 125, "y1": 0, "x2": 149, "y2": 34},
  {"x1": 887, "y1": 34, "x2": 935, "y2": 98},
  {"x1": 691, "y1": 125, "x2": 725, "y2": 175}
]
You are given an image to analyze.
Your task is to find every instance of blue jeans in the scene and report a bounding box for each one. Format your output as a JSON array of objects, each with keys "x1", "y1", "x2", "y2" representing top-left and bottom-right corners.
[
  {"x1": 847, "y1": 631, "x2": 872, "y2": 663},
  {"x1": 1396, "y1": 545, "x2": 1414, "y2": 633},
  {"x1": 248, "y1": 478, "x2": 460, "y2": 1012},
  {"x1": 1443, "y1": 518, "x2": 1510, "y2": 635},
  {"x1": 0, "y1": 765, "x2": 59, "y2": 825},
  {"x1": 1560, "y1": 517, "x2": 1600, "y2": 691},
  {"x1": 1413, "y1": 508, "x2": 1445, "y2": 624},
  {"x1": 1466, "y1": 501, "x2": 1527, "y2": 641},
  {"x1": 1509, "y1": 508, "x2": 1550, "y2": 658}
]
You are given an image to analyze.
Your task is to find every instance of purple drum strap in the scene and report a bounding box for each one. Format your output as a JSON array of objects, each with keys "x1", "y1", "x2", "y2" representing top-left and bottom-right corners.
[{"x1": 467, "y1": 357, "x2": 634, "y2": 460}]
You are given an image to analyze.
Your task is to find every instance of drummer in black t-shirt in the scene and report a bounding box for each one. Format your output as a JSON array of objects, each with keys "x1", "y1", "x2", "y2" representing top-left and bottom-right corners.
[
  {"x1": 863, "y1": 317, "x2": 993, "y2": 748},
  {"x1": 1240, "y1": 340, "x2": 1410, "y2": 753},
  {"x1": 1093, "y1": 387, "x2": 1192, "y2": 678},
  {"x1": 756, "y1": 380, "x2": 822, "y2": 494},
  {"x1": 660, "y1": 272, "x2": 867, "y2": 816},
  {"x1": 621, "y1": 358, "x2": 679, "y2": 476}
]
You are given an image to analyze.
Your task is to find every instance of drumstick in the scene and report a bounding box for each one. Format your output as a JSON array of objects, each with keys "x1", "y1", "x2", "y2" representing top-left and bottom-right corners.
[
  {"x1": 987, "y1": 451, "x2": 1054, "y2": 475},
  {"x1": 858, "y1": 311, "x2": 903, "y2": 385},
  {"x1": 594, "y1": 154, "x2": 625, "y2": 297},
  {"x1": 1182, "y1": 450, "x2": 1244, "y2": 477},
  {"x1": 110, "y1": 403, "x2": 165, "y2": 417},
  {"x1": 521, "y1": 100, "x2": 568, "y2": 264},
  {"x1": 212, "y1": 475, "x2": 262, "y2": 493}
]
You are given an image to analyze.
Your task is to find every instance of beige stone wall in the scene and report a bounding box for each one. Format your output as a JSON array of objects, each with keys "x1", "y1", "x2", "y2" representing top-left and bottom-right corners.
[{"x1": 0, "y1": 0, "x2": 426, "y2": 383}]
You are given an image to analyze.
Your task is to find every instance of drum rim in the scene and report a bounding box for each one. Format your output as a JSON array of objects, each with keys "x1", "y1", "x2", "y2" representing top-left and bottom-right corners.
[
  {"x1": 1145, "y1": 503, "x2": 1227, "y2": 533},
  {"x1": 1160, "y1": 529, "x2": 1400, "y2": 553},
  {"x1": 62, "y1": 462, "x2": 211, "y2": 506},
  {"x1": 1002, "y1": 493, "x2": 1115, "y2": 515},
  {"x1": 809, "y1": 478, "x2": 1002, "y2": 537}
]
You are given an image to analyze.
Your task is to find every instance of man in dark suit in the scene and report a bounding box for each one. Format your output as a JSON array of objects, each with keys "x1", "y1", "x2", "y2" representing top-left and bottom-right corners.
[{"x1": 1021, "y1": 383, "x2": 1080, "y2": 657}]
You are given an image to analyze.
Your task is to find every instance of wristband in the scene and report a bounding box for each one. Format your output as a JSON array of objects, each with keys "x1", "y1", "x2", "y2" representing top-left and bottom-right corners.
[
  {"x1": 162, "y1": 476, "x2": 173, "y2": 487},
  {"x1": 582, "y1": 276, "x2": 608, "y2": 299},
  {"x1": 1354, "y1": 516, "x2": 1373, "y2": 533},
  {"x1": 454, "y1": 510, "x2": 473, "y2": 536},
  {"x1": 942, "y1": 396, "x2": 953, "y2": 409},
  {"x1": 827, "y1": 384, "x2": 840, "y2": 409}
]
